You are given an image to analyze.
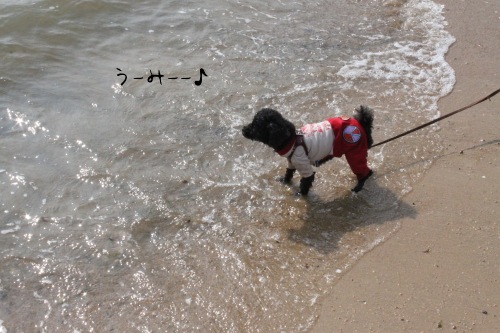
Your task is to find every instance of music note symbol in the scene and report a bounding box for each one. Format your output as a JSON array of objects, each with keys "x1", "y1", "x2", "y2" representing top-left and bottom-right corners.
[{"x1": 194, "y1": 68, "x2": 207, "y2": 86}]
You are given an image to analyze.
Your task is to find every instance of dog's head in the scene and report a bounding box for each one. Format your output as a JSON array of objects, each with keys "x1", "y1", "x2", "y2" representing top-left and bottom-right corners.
[{"x1": 242, "y1": 108, "x2": 296, "y2": 151}]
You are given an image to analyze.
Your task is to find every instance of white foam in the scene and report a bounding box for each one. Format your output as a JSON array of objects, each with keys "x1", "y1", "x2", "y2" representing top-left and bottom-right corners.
[
  {"x1": 1, "y1": 225, "x2": 20, "y2": 234},
  {"x1": 337, "y1": 0, "x2": 455, "y2": 112}
]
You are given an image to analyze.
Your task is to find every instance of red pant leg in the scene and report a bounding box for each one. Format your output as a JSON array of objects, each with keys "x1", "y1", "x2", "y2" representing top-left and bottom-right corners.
[{"x1": 345, "y1": 148, "x2": 371, "y2": 180}]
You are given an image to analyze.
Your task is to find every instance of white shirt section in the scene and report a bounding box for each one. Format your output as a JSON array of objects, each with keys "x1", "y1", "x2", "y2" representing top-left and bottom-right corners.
[
  {"x1": 284, "y1": 120, "x2": 334, "y2": 178},
  {"x1": 301, "y1": 121, "x2": 334, "y2": 161}
]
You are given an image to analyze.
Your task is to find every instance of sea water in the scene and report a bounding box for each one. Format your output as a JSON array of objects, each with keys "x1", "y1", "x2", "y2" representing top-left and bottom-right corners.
[{"x1": 0, "y1": 0, "x2": 454, "y2": 331}]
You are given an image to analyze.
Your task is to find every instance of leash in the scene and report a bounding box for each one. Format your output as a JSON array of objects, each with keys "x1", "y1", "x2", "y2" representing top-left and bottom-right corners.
[{"x1": 371, "y1": 88, "x2": 500, "y2": 148}]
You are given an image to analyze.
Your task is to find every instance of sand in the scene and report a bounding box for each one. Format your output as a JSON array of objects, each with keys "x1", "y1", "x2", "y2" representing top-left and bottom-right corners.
[{"x1": 310, "y1": 1, "x2": 500, "y2": 332}]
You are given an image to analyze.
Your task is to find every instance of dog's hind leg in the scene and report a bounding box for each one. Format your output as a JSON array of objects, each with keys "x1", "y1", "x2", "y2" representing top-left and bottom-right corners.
[{"x1": 351, "y1": 169, "x2": 373, "y2": 193}]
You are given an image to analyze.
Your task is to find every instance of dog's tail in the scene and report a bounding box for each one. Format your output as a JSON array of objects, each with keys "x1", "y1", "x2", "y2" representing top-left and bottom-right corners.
[{"x1": 354, "y1": 105, "x2": 374, "y2": 149}]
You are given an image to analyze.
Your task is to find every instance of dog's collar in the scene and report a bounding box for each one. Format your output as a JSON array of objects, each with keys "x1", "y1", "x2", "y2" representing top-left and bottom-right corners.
[
  {"x1": 275, "y1": 136, "x2": 296, "y2": 156},
  {"x1": 276, "y1": 130, "x2": 309, "y2": 158}
]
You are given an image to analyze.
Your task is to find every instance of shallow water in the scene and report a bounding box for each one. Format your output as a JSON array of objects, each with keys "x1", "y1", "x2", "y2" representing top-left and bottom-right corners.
[{"x1": 0, "y1": 0, "x2": 455, "y2": 331}]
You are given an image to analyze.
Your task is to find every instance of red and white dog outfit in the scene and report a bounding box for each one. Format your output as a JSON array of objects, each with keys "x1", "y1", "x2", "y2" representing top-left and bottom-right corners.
[{"x1": 276, "y1": 116, "x2": 371, "y2": 180}]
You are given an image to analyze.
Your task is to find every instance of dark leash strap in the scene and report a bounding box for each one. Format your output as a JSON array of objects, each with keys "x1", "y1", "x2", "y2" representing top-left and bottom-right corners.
[
  {"x1": 371, "y1": 88, "x2": 500, "y2": 148},
  {"x1": 295, "y1": 135, "x2": 309, "y2": 155},
  {"x1": 287, "y1": 130, "x2": 309, "y2": 163},
  {"x1": 288, "y1": 130, "x2": 334, "y2": 167}
]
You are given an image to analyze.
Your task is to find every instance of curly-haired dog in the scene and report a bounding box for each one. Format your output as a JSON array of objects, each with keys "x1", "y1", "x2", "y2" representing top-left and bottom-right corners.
[{"x1": 242, "y1": 106, "x2": 374, "y2": 195}]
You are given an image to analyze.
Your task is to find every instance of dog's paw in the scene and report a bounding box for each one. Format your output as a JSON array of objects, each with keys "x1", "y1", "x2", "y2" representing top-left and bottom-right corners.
[
  {"x1": 299, "y1": 172, "x2": 315, "y2": 195},
  {"x1": 277, "y1": 168, "x2": 296, "y2": 184},
  {"x1": 276, "y1": 176, "x2": 292, "y2": 184},
  {"x1": 351, "y1": 170, "x2": 373, "y2": 193}
]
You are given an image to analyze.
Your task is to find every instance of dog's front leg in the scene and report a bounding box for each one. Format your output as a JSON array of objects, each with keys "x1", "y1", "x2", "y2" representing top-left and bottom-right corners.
[
  {"x1": 298, "y1": 172, "x2": 315, "y2": 195},
  {"x1": 278, "y1": 168, "x2": 296, "y2": 184}
]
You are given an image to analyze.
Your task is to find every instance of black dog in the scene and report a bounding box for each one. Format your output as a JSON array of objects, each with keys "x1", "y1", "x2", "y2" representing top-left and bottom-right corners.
[{"x1": 242, "y1": 106, "x2": 374, "y2": 195}]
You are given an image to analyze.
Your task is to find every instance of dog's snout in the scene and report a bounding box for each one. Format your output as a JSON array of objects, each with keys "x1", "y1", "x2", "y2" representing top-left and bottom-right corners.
[{"x1": 242, "y1": 125, "x2": 253, "y2": 139}]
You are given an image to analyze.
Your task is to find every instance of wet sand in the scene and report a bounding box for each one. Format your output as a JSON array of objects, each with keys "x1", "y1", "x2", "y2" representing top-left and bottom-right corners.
[{"x1": 311, "y1": 1, "x2": 500, "y2": 332}]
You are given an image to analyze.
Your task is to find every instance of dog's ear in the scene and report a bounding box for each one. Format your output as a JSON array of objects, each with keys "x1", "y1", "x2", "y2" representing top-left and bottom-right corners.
[
  {"x1": 266, "y1": 122, "x2": 278, "y2": 144},
  {"x1": 267, "y1": 121, "x2": 290, "y2": 148}
]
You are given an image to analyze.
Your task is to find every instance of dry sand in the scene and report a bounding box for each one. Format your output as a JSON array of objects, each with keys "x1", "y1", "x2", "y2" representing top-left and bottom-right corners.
[{"x1": 311, "y1": 1, "x2": 499, "y2": 332}]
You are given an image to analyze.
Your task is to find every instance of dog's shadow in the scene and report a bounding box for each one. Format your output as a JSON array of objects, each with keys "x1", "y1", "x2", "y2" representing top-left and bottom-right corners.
[{"x1": 286, "y1": 178, "x2": 417, "y2": 254}]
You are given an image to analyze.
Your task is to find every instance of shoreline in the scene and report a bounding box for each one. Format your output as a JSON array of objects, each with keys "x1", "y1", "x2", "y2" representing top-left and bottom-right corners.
[{"x1": 311, "y1": 1, "x2": 499, "y2": 332}]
